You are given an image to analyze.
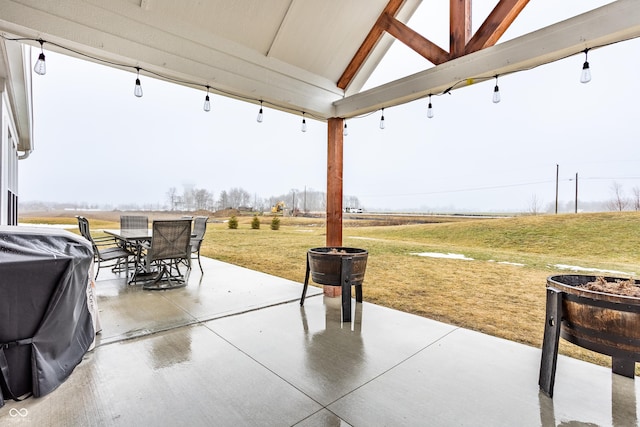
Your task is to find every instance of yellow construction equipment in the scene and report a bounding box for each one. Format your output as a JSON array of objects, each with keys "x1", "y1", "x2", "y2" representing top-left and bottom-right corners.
[{"x1": 271, "y1": 201, "x2": 286, "y2": 214}]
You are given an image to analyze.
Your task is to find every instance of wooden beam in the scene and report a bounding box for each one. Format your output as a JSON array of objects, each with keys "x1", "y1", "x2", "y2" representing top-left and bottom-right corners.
[
  {"x1": 326, "y1": 118, "x2": 344, "y2": 248},
  {"x1": 334, "y1": 0, "x2": 640, "y2": 118},
  {"x1": 465, "y1": 0, "x2": 530, "y2": 54},
  {"x1": 337, "y1": 0, "x2": 405, "y2": 90},
  {"x1": 381, "y1": 13, "x2": 450, "y2": 65},
  {"x1": 450, "y1": 0, "x2": 472, "y2": 59}
]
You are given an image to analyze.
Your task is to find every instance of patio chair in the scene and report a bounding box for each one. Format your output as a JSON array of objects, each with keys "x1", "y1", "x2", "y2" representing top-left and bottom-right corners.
[
  {"x1": 190, "y1": 216, "x2": 208, "y2": 274},
  {"x1": 76, "y1": 216, "x2": 134, "y2": 279},
  {"x1": 116, "y1": 215, "x2": 150, "y2": 266},
  {"x1": 139, "y1": 219, "x2": 192, "y2": 290},
  {"x1": 120, "y1": 215, "x2": 149, "y2": 230}
]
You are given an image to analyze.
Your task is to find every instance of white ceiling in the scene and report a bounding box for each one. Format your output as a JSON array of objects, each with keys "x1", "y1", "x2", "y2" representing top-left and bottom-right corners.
[
  {"x1": 0, "y1": 0, "x2": 420, "y2": 119},
  {"x1": 0, "y1": 0, "x2": 639, "y2": 142}
]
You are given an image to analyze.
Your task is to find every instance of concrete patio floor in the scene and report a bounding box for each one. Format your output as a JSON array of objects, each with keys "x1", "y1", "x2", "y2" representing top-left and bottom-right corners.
[{"x1": 1, "y1": 256, "x2": 639, "y2": 426}]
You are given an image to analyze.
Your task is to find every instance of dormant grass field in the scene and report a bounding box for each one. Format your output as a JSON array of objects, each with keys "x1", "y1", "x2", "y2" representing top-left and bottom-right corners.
[{"x1": 20, "y1": 210, "x2": 640, "y2": 371}]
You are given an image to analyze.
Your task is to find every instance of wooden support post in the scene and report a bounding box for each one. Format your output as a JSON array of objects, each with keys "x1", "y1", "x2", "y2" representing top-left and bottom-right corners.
[
  {"x1": 450, "y1": 0, "x2": 472, "y2": 59},
  {"x1": 326, "y1": 117, "x2": 344, "y2": 247},
  {"x1": 325, "y1": 118, "x2": 344, "y2": 297}
]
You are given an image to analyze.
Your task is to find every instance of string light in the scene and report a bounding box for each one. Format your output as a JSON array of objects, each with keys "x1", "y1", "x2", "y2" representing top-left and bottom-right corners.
[
  {"x1": 427, "y1": 95, "x2": 434, "y2": 118},
  {"x1": 203, "y1": 85, "x2": 211, "y2": 112},
  {"x1": 492, "y1": 76, "x2": 501, "y2": 103},
  {"x1": 134, "y1": 67, "x2": 143, "y2": 97},
  {"x1": 1, "y1": 33, "x2": 614, "y2": 125},
  {"x1": 343, "y1": 121, "x2": 348, "y2": 137},
  {"x1": 580, "y1": 48, "x2": 591, "y2": 83},
  {"x1": 301, "y1": 112, "x2": 307, "y2": 132},
  {"x1": 256, "y1": 101, "x2": 264, "y2": 123},
  {"x1": 33, "y1": 39, "x2": 46, "y2": 75}
]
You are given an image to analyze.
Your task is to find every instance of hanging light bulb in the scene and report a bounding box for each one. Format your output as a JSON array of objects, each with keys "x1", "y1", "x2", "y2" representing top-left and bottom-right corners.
[
  {"x1": 203, "y1": 86, "x2": 211, "y2": 112},
  {"x1": 34, "y1": 39, "x2": 46, "y2": 75},
  {"x1": 301, "y1": 113, "x2": 307, "y2": 132},
  {"x1": 492, "y1": 76, "x2": 501, "y2": 103},
  {"x1": 343, "y1": 121, "x2": 348, "y2": 137},
  {"x1": 427, "y1": 96, "x2": 434, "y2": 118},
  {"x1": 379, "y1": 108, "x2": 385, "y2": 129},
  {"x1": 134, "y1": 67, "x2": 143, "y2": 97},
  {"x1": 580, "y1": 49, "x2": 591, "y2": 83},
  {"x1": 256, "y1": 101, "x2": 264, "y2": 123}
]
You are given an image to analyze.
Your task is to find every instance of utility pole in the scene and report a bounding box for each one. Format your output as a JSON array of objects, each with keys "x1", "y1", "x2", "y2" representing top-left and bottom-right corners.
[
  {"x1": 575, "y1": 172, "x2": 578, "y2": 213},
  {"x1": 292, "y1": 191, "x2": 296, "y2": 217},
  {"x1": 568, "y1": 172, "x2": 579, "y2": 213},
  {"x1": 555, "y1": 164, "x2": 559, "y2": 214}
]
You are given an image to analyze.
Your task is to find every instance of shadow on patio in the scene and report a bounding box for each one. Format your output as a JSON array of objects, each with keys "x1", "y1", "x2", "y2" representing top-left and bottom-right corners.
[{"x1": 1, "y1": 256, "x2": 639, "y2": 426}]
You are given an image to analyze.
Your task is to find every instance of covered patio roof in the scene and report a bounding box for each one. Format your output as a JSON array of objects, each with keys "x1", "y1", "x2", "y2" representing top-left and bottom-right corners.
[
  {"x1": 2, "y1": 0, "x2": 639, "y2": 132},
  {"x1": 1, "y1": 0, "x2": 639, "y2": 239}
]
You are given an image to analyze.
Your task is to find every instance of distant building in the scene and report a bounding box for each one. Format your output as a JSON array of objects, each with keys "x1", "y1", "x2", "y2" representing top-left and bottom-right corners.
[{"x1": 344, "y1": 207, "x2": 363, "y2": 214}]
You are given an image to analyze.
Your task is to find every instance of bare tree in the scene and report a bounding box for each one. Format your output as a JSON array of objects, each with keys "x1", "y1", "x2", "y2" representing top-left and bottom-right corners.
[
  {"x1": 218, "y1": 190, "x2": 229, "y2": 209},
  {"x1": 632, "y1": 186, "x2": 640, "y2": 211},
  {"x1": 193, "y1": 189, "x2": 213, "y2": 210},
  {"x1": 528, "y1": 194, "x2": 543, "y2": 215},
  {"x1": 607, "y1": 181, "x2": 628, "y2": 211},
  {"x1": 166, "y1": 187, "x2": 178, "y2": 211}
]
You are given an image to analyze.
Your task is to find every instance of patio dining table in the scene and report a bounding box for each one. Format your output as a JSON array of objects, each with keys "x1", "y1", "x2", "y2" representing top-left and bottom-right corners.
[{"x1": 104, "y1": 228, "x2": 152, "y2": 284}]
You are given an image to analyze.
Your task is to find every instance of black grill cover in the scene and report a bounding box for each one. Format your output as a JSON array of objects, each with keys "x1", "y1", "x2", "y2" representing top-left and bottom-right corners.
[{"x1": 0, "y1": 226, "x2": 95, "y2": 407}]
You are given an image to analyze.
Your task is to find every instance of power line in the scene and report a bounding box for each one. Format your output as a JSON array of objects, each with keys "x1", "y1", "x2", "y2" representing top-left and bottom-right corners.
[
  {"x1": 358, "y1": 180, "x2": 555, "y2": 198},
  {"x1": 357, "y1": 175, "x2": 640, "y2": 199}
]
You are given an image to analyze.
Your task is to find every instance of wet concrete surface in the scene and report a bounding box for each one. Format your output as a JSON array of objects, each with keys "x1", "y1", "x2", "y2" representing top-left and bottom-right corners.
[{"x1": 1, "y1": 256, "x2": 639, "y2": 426}]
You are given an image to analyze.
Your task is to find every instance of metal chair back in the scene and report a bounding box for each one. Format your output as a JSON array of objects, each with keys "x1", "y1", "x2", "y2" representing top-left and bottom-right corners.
[
  {"x1": 190, "y1": 216, "x2": 208, "y2": 273},
  {"x1": 76, "y1": 216, "x2": 96, "y2": 251},
  {"x1": 120, "y1": 215, "x2": 149, "y2": 230},
  {"x1": 192, "y1": 216, "x2": 208, "y2": 243},
  {"x1": 76, "y1": 215, "x2": 133, "y2": 279},
  {"x1": 148, "y1": 220, "x2": 192, "y2": 264}
]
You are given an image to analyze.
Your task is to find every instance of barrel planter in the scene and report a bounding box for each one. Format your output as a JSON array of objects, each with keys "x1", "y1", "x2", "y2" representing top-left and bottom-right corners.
[
  {"x1": 539, "y1": 274, "x2": 640, "y2": 397},
  {"x1": 300, "y1": 247, "x2": 368, "y2": 322}
]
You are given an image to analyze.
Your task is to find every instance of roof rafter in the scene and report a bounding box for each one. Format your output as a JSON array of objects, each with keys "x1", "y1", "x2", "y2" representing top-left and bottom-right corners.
[
  {"x1": 381, "y1": 13, "x2": 449, "y2": 65},
  {"x1": 338, "y1": 0, "x2": 529, "y2": 90},
  {"x1": 465, "y1": 0, "x2": 530, "y2": 54},
  {"x1": 334, "y1": 0, "x2": 640, "y2": 119},
  {"x1": 337, "y1": 0, "x2": 405, "y2": 90},
  {"x1": 449, "y1": 0, "x2": 472, "y2": 58}
]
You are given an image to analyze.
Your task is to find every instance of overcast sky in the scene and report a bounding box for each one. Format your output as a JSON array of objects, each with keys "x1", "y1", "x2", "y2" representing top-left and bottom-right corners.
[{"x1": 18, "y1": 0, "x2": 640, "y2": 213}]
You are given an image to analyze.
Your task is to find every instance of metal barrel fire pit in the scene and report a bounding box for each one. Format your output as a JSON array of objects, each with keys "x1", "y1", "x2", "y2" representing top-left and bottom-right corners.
[
  {"x1": 539, "y1": 274, "x2": 640, "y2": 397},
  {"x1": 299, "y1": 247, "x2": 368, "y2": 322}
]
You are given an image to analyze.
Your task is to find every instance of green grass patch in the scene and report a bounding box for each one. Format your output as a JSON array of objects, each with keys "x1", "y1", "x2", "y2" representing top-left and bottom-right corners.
[{"x1": 22, "y1": 211, "x2": 640, "y2": 370}]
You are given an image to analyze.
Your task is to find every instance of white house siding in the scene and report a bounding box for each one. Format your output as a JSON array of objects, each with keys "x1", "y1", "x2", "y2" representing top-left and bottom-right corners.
[
  {"x1": 0, "y1": 40, "x2": 33, "y2": 226},
  {"x1": 0, "y1": 87, "x2": 20, "y2": 225}
]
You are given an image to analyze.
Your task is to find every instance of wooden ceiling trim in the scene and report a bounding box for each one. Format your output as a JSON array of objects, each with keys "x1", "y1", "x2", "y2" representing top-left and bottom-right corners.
[
  {"x1": 465, "y1": 0, "x2": 530, "y2": 54},
  {"x1": 339, "y1": 0, "x2": 530, "y2": 91},
  {"x1": 449, "y1": 0, "x2": 472, "y2": 59},
  {"x1": 381, "y1": 13, "x2": 449, "y2": 65},
  {"x1": 337, "y1": 0, "x2": 405, "y2": 90}
]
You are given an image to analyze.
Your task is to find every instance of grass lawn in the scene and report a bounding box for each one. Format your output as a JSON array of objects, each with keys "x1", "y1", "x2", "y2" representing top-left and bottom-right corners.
[{"x1": 20, "y1": 210, "x2": 640, "y2": 371}]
